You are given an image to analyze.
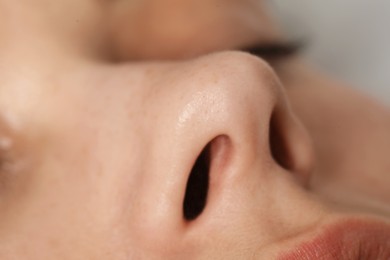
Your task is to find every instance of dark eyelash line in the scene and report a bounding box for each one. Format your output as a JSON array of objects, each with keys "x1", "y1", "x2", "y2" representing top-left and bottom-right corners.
[{"x1": 240, "y1": 41, "x2": 303, "y2": 61}]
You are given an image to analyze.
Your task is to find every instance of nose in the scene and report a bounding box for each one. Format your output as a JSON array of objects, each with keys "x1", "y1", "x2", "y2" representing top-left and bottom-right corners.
[
  {"x1": 134, "y1": 51, "x2": 317, "y2": 256},
  {"x1": 172, "y1": 51, "x2": 315, "y2": 216}
]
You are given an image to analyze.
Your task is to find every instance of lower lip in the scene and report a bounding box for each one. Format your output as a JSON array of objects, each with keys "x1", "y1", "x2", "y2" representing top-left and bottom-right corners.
[{"x1": 278, "y1": 218, "x2": 390, "y2": 260}]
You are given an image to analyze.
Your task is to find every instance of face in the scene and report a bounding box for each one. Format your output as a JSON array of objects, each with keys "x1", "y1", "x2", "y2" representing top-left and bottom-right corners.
[{"x1": 1, "y1": 0, "x2": 389, "y2": 259}]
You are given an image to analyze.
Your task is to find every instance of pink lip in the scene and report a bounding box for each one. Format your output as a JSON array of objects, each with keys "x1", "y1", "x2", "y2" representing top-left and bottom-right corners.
[{"x1": 278, "y1": 218, "x2": 390, "y2": 260}]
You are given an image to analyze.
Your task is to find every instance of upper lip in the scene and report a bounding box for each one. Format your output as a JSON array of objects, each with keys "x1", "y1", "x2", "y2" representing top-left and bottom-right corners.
[{"x1": 277, "y1": 216, "x2": 390, "y2": 260}]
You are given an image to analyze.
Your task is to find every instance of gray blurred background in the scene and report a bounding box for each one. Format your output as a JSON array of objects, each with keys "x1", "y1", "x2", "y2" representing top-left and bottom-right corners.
[{"x1": 269, "y1": 0, "x2": 390, "y2": 104}]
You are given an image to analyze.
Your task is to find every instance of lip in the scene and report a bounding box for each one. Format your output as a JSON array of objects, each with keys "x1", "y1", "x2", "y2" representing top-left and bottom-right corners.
[{"x1": 278, "y1": 217, "x2": 390, "y2": 260}]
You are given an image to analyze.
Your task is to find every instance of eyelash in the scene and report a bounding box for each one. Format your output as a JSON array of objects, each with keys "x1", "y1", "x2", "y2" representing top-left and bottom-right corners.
[{"x1": 241, "y1": 41, "x2": 303, "y2": 61}]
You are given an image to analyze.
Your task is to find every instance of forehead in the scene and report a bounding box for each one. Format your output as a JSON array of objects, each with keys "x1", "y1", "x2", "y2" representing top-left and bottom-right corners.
[{"x1": 108, "y1": 0, "x2": 282, "y2": 59}]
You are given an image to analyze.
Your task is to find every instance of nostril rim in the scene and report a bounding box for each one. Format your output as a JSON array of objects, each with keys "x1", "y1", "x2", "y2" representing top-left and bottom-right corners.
[
  {"x1": 183, "y1": 142, "x2": 211, "y2": 221},
  {"x1": 269, "y1": 110, "x2": 292, "y2": 170}
]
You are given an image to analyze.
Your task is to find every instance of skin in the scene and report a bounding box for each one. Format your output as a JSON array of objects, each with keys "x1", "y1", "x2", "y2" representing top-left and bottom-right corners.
[{"x1": 0, "y1": 0, "x2": 389, "y2": 259}]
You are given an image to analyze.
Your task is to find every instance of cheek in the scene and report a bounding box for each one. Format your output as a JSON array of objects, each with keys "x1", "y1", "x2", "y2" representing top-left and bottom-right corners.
[
  {"x1": 0, "y1": 82, "x2": 150, "y2": 258},
  {"x1": 284, "y1": 60, "x2": 390, "y2": 211}
]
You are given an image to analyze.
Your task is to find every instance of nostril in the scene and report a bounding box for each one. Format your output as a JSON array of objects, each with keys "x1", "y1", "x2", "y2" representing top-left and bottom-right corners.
[
  {"x1": 269, "y1": 110, "x2": 292, "y2": 170},
  {"x1": 183, "y1": 135, "x2": 230, "y2": 221},
  {"x1": 269, "y1": 107, "x2": 314, "y2": 186},
  {"x1": 183, "y1": 143, "x2": 211, "y2": 221}
]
